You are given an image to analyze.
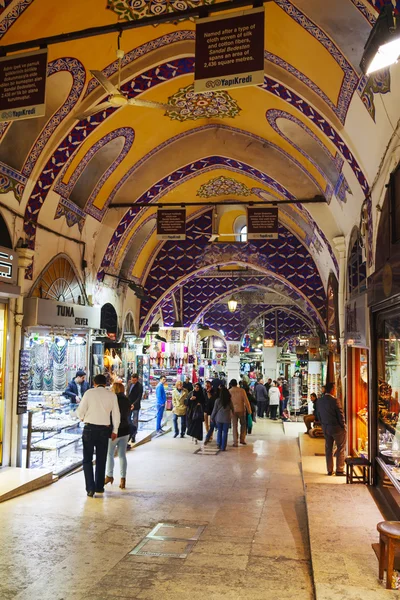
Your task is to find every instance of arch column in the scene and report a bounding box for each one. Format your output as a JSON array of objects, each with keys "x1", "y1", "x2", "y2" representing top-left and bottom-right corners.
[{"x1": 333, "y1": 236, "x2": 347, "y2": 398}]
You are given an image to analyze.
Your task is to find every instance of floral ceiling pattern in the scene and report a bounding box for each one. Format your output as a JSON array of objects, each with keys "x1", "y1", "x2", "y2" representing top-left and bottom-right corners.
[
  {"x1": 197, "y1": 176, "x2": 252, "y2": 198},
  {"x1": 167, "y1": 84, "x2": 241, "y2": 122},
  {"x1": 107, "y1": 0, "x2": 215, "y2": 21}
]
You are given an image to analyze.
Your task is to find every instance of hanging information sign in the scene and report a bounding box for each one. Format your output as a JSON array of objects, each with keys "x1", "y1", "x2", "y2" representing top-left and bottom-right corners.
[
  {"x1": 157, "y1": 208, "x2": 186, "y2": 241},
  {"x1": 0, "y1": 48, "x2": 48, "y2": 122},
  {"x1": 194, "y1": 7, "x2": 265, "y2": 93},
  {"x1": 247, "y1": 207, "x2": 278, "y2": 240}
]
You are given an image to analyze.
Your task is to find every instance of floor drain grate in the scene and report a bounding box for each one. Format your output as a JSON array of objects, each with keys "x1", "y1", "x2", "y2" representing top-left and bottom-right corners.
[
  {"x1": 130, "y1": 523, "x2": 206, "y2": 559},
  {"x1": 194, "y1": 446, "x2": 220, "y2": 455}
]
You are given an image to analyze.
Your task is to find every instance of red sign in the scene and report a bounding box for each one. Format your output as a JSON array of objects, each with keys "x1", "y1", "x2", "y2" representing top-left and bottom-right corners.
[
  {"x1": 157, "y1": 209, "x2": 186, "y2": 241},
  {"x1": 194, "y1": 7, "x2": 265, "y2": 93},
  {"x1": 0, "y1": 49, "x2": 47, "y2": 122},
  {"x1": 247, "y1": 207, "x2": 278, "y2": 240}
]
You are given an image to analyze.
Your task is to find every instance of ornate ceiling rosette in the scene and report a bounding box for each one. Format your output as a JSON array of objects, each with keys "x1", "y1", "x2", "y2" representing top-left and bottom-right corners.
[
  {"x1": 107, "y1": 0, "x2": 215, "y2": 21},
  {"x1": 167, "y1": 84, "x2": 241, "y2": 121},
  {"x1": 197, "y1": 176, "x2": 252, "y2": 198}
]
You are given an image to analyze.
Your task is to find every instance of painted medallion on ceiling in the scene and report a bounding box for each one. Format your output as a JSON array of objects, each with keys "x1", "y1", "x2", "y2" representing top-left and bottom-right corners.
[
  {"x1": 167, "y1": 84, "x2": 241, "y2": 121},
  {"x1": 107, "y1": 0, "x2": 215, "y2": 20},
  {"x1": 197, "y1": 176, "x2": 251, "y2": 198}
]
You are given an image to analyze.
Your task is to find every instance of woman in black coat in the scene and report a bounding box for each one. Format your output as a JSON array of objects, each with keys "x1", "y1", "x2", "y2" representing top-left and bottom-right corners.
[{"x1": 186, "y1": 383, "x2": 205, "y2": 444}]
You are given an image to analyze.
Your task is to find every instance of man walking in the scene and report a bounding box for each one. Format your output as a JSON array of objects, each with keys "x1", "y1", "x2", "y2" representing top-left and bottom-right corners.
[
  {"x1": 317, "y1": 382, "x2": 347, "y2": 476},
  {"x1": 76, "y1": 374, "x2": 120, "y2": 497},
  {"x1": 255, "y1": 378, "x2": 269, "y2": 418},
  {"x1": 156, "y1": 375, "x2": 167, "y2": 434},
  {"x1": 229, "y1": 379, "x2": 252, "y2": 447},
  {"x1": 128, "y1": 373, "x2": 143, "y2": 444}
]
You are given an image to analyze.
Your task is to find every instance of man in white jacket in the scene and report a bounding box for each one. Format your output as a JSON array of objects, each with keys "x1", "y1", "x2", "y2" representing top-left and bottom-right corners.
[
  {"x1": 76, "y1": 374, "x2": 120, "y2": 497},
  {"x1": 268, "y1": 382, "x2": 281, "y2": 421}
]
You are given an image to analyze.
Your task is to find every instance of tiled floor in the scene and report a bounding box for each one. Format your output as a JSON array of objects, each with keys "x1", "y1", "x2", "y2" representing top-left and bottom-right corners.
[{"x1": 0, "y1": 419, "x2": 313, "y2": 600}]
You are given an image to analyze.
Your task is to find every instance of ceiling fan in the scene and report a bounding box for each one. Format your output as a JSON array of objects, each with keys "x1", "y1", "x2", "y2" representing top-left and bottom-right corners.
[{"x1": 78, "y1": 48, "x2": 176, "y2": 120}]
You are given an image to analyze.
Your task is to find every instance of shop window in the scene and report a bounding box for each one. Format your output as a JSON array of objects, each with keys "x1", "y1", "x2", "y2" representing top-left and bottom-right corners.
[
  {"x1": 347, "y1": 235, "x2": 367, "y2": 297},
  {"x1": 348, "y1": 347, "x2": 369, "y2": 457},
  {"x1": 376, "y1": 312, "x2": 400, "y2": 487},
  {"x1": 391, "y1": 164, "x2": 400, "y2": 244}
]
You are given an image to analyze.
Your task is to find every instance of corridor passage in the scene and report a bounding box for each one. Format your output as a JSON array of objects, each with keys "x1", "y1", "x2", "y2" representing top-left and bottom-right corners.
[{"x1": 1, "y1": 421, "x2": 313, "y2": 600}]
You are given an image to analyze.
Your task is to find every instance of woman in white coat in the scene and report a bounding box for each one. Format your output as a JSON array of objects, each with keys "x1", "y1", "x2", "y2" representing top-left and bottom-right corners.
[{"x1": 268, "y1": 382, "x2": 280, "y2": 421}]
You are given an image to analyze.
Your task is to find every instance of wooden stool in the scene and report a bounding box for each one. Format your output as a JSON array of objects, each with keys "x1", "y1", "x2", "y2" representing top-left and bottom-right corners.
[
  {"x1": 377, "y1": 521, "x2": 400, "y2": 589},
  {"x1": 345, "y1": 456, "x2": 370, "y2": 484}
]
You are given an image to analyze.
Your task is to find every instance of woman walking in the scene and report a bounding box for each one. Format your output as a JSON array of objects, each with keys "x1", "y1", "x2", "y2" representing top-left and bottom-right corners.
[
  {"x1": 210, "y1": 385, "x2": 233, "y2": 451},
  {"x1": 268, "y1": 381, "x2": 281, "y2": 421},
  {"x1": 186, "y1": 382, "x2": 205, "y2": 444},
  {"x1": 105, "y1": 382, "x2": 131, "y2": 489},
  {"x1": 244, "y1": 383, "x2": 257, "y2": 434},
  {"x1": 172, "y1": 380, "x2": 188, "y2": 438}
]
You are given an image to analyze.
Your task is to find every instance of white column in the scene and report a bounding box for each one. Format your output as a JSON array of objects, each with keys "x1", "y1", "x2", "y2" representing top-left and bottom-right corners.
[
  {"x1": 226, "y1": 341, "x2": 241, "y2": 384},
  {"x1": 333, "y1": 236, "x2": 347, "y2": 400},
  {"x1": 10, "y1": 248, "x2": 34, "y2": 467},
  {"x1": 263, "y1": 346, "x2": 278, "y2": 380}
]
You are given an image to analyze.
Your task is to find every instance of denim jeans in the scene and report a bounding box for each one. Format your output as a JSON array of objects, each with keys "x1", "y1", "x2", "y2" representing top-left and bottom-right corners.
[
  {"x1": 205, "y1": 420, "x2": 216, "y2": 442},
  {"x1": 129, "y1": 410, "x2": 139, "y2": 441},
  {"x1": 217, "y1": 422, "x2": 229, "y2": 450},
  {"x1": 173, "y1": 413, "x2": 186, "y2": 436},
  {"x1": 82, "y1": 425, "x2": 110, "y2": 493},
  {"x1": 106, "y1": 434, "x2": 130, "y2": 478},
  {"x1": 156, "y1": 403, "x2": 165, "y2": 430}
]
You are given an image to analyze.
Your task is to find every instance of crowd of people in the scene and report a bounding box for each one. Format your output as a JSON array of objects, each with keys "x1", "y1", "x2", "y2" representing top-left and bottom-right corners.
[{"x1": 69, "y1": 366, "x2": 346, "y2": 496}]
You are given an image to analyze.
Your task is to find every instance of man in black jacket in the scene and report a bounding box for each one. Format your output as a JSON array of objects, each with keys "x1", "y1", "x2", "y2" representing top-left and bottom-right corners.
[
  {"x1": 128, "y1": 373, "x2": 143, "y2": 444},
  {"x1": 64, "y1": 370, "x2": 90, "y2": 404},
  {"x1": 316, "y1": 382, "x2": 346, "y2": 476}
]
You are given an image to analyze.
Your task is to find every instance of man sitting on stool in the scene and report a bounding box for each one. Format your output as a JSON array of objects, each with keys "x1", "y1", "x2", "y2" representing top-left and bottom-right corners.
[
  {"x1": 317, "y1": 382, "x2": 346, "y2": 476},
  {"x1": 304, "y1": 392, "x2": 318, "y2": 433}
]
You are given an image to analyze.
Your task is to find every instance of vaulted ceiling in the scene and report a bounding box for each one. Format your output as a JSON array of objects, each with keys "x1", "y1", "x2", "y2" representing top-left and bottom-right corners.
[{"x1": 0, "y1": 0, "x2": 392, "y2": 340}]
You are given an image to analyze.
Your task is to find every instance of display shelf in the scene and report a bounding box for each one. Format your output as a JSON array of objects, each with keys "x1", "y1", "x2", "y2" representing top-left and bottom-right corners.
[{"x1": 31, "y1": 433, "x2": 81, "y2": 451}]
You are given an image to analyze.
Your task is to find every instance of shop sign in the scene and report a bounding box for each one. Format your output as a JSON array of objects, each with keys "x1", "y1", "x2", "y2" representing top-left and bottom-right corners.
[
  {"x1": 156, "y1": 208, "x2": 186, "y2": 241},
  {"x1": 194, "y1": 7, "x2": 264, "y2": 93},
  {"x1": 23, "y1": 298, "x2": 101, "y2": 329},
  {"x1": 0, "y1": 245, "x2": 16, "y2": 284},
  {"x1": 0, "y1": 49, "x2": 47, "y2": 122},
  {"x1": 263, "y1": 339, "x2": 275, "y2": 347},
  {"x1": 247, "y1": 207, "x2": 278, "y2": 240},
  {"x1": 345, "y1": 294, "x2": 367, "y2": 347}
]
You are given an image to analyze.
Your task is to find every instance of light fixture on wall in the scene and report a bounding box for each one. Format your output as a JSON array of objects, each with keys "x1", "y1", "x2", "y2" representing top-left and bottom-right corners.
[
  {"x1": 227, "y1": 296, "x2": 238, "y2": 313},
  {"x1": 360, "y1": 4, "x2": 400, "y2": 75}
]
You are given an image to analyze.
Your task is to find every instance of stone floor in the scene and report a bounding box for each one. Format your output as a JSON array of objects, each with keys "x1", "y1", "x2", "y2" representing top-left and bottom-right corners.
[
  {"x1": 0, "y1": 419, "x2": 392, "y2": 600},
  {"x1": 0, "y1": 419, "x2": 314, "y2": 600}
]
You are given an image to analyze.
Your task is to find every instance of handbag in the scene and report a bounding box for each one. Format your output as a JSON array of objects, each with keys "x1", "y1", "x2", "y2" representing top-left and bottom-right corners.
[
  {"x1": 247, "y1": 413, "x2": 253, "y2": 430},
  {"x1": 192, "y1": 402, "x2": 204, "y2": 421}
]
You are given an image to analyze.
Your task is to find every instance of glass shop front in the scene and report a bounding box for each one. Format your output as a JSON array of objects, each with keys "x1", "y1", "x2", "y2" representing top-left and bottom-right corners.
[{"x1": 21, "y1": 298, "x2": 100, "y2": 476}]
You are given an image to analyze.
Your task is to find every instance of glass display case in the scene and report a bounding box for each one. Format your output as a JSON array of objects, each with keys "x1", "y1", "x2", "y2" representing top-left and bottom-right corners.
[{"x1": 376, "y1": 312, "x2": 400, "y2": 500}]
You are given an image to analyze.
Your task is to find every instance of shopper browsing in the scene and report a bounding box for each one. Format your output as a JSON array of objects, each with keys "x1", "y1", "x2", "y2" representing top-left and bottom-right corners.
[
  {"x1": 268, "y1": 382, "x2": 280, "y2": 420},
  {"x1": 128, "y1": 373, "x2": 143, "y2": 444},
  {"x1": 76, "y1": 374, "x2": 120, "y2": 497},
  {"x1": 156, "y1": 376, "x2": 167, "y2": 434},
  {"x1": 210, "y1": 385, "x2": 233, "y2": 451},
  {"x1": 229, "y1": 379, "x2": 252, "y2": 447},
  {"x1": 172, "y1": 380, "x2": 188, "y2": 438},
  {"x1": 105, "y1": 382, "x2": 131, "y2": 489}
]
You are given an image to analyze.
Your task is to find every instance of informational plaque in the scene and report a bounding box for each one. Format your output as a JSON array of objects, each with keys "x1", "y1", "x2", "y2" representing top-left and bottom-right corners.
[
  {"x1": 247, "y1": 207, "x2": 278, "y2": 240},
  {"x1": 17, "y1": 350, "x2": 30, "y2": 415},
  {"x1": 157, "y1": 208, "x2": 186, "y2": 241},
  {"x1": 0, "y1": 48, "x2": 47, "y2": 122},
  {"x1": 194, "y1": 7, "x2": 264, "y2": 93}
]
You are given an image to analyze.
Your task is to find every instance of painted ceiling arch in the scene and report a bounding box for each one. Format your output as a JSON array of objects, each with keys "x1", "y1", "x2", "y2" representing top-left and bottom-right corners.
[
  {"x1": 137, "y1": 210, "x2": 326, "y2": 334},
  {"x1": 0, "y1": 0, "x2": 396, "y2": 329}
]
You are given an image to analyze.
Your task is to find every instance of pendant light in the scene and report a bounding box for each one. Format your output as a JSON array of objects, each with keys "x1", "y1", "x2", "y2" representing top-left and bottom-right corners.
[{"x1": 227, "y1": 297, "x2": 238, "y2": 313}]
